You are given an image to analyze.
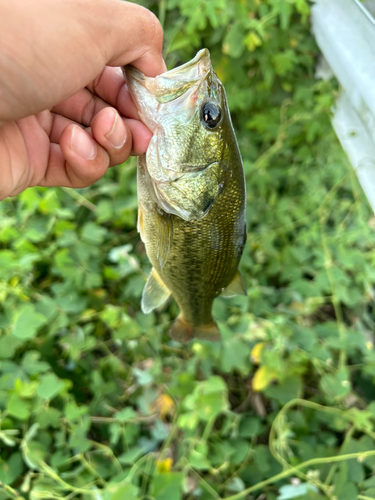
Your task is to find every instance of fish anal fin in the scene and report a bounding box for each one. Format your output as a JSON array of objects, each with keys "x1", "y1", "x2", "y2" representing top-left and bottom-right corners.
[
  {"x1": 220, "y1": 269, "x2": 247, "y2": 298},
  {"x1": 170, "y1": 315, "x2": 221, "y2": 343},
  {"x1": 141, "y1": 268, "x2": 171, "y2": 314}
]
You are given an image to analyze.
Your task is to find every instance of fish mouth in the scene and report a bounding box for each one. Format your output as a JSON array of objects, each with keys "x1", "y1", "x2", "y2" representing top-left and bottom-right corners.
[
  {"x1": 124, "y1": 49, "x2": 212, "y2": 104},
  {"x1": 126, "y1": 48, "x2": 211, "y2": 81},
  {"x1": 163, "y1": 48, "x2": 211, "y2": 80}
]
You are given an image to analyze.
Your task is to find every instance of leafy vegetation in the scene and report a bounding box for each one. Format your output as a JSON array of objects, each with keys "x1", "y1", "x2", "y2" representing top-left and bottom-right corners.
[{"x1": 1, "y1": 0, "x2": 375, "y2": 499}]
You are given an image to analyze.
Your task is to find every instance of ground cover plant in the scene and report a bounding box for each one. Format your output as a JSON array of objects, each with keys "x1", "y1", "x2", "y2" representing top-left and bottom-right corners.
[{"x1": 1, "y1": 0, "x2": 375, "y2": 499}]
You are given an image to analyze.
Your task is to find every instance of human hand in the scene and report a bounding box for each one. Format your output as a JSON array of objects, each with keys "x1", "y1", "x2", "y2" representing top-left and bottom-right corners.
[{"x1": 0, "y1": 0, "x2": 166, "y2": 200}]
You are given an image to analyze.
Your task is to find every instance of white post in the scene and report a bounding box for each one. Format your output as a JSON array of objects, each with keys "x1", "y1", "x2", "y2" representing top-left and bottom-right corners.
[{"x1": 311, "y1": 0, "x2": 375, "y2": 211}]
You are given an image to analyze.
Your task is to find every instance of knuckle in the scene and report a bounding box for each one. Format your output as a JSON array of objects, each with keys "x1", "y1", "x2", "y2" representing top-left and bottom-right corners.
[
  {"x1": 81, "y1": 96, "x2": 99, "y2": 126},
  {"x1": 91, "y1": 70, "x2": 106, "y2": 98}
]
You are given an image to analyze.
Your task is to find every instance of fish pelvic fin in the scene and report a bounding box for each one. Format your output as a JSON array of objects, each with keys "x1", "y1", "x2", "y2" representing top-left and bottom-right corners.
[
  {"x1": 220, "y1": 269, "x2": 247, "y2": 298},
  {"x1": 170, "y1": 315, "x2": 221, "y2": 343},
  {"x1": 141, "y1": 268, "x2": 171, "y2": 314}
]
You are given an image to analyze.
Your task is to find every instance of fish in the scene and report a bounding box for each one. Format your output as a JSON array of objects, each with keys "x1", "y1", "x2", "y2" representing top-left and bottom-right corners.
[{"x1": 123, "y1": 49, "x2": 247, "y2": 342}]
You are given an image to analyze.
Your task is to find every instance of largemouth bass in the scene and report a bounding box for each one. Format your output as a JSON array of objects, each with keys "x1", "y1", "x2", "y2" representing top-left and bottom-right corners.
[{"x1": 124, "y1": 49, "x2": 247, "y2": 342}]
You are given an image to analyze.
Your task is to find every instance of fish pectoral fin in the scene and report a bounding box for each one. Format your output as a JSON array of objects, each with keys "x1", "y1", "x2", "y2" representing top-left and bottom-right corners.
[
  {"x1": 141, "y1": 268, "x2": 171, "y2": 314},
  {"x1": 137, "y1": 204, "x2": 146, "y2": 243},
  {"x1": 220, "y1": 269, "x2": 247, "y2": 298},
  {"x1": 154, "y1": 210, "x2": 173, "y2": 269}
]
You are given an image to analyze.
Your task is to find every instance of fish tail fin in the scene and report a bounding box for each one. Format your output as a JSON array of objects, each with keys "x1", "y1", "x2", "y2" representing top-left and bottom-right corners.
[{"x1": 170, "y1": 315, "x2": 221, "y2": 343}]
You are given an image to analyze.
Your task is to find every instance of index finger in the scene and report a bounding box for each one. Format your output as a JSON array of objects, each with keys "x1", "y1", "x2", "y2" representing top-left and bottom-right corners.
[{"x1": 87, "y1": 67, "x2": 140, "y2": 120}]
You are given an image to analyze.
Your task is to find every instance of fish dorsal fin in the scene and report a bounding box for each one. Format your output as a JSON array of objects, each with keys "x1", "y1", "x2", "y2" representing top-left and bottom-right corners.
[
  {"x1": 141, "y1": 268, "x2": 171, "y2": 314},
  {"x1": 221, "y1": 269, "x2": 247, "y2": 298}
]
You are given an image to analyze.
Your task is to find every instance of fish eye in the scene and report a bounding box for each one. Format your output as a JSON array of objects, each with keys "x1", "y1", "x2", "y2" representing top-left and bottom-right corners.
[{"x1": 201, "y1": 102, "x2": 221, "y2": 129}]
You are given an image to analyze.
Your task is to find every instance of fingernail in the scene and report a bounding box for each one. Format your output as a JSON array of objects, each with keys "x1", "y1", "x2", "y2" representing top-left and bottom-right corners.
[
  {"x1": 71, "y1": 126, "x2": 96, "y2": 160},
  {"x1": 105, "y1": 110, "x2": 127, "y2": 149}
]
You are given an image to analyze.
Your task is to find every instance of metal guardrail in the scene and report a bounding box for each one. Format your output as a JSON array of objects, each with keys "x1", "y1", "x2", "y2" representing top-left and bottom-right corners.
[
  {"x1": 311, "y1": 0, "x2": 375, "y2": 211},
  {"x1": 353, "y1": 0, "x2": 375, "y2": 25}
]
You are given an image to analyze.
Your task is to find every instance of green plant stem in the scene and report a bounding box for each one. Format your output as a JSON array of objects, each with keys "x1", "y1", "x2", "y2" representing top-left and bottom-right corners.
[
  {"x1": 158, "y1": 0, "x2": 166, "y2": 28},
  {"x1": 202, "y1": 415, "x2": 216, "y2": 442},
  {"x1": 182, "y1": 458, "x2": 220, "y2": 499},
  {"x1": 269, "y1": 399, "x2": 345, "y2": 444},
  {"x1": 319, "y1": 206, "x2": 347, "y2": 369},
  {"x1": 38, "y1": 460, "x2": 98, "y2": 495},
  {"x1": 159, "y1": 410, "x2": 180, "y2": 460},
  {"x1": 61, "y1": 187, "x2": 97, "y2": 212},
  {"x1": 269, "y1": 417, "x2": 335, "y2": 498},
  {"x1": 268, "y1": 399, "x2": 357, "y2": 499},
  {"x1": 221, "y1": 450, "x2": 375, "y2": 500},
  {"x1": 127, "y1": 453, "x2": 153, "y2": 483},
  {"x1": 89, "y1": 440, "x2": 123, "y2": 475},
  {"x1": 0, "y1": 484, "x2": 19, "y2": 498},
  {"x1": 220, "y1": 447, "x2": 254, "y2": 491},
  {"x1": 79, "y1": 453, "x2": 106, "y2": 488},
  {"x1": 324, "y1": 425, "x2": 355, "y2": 485}
]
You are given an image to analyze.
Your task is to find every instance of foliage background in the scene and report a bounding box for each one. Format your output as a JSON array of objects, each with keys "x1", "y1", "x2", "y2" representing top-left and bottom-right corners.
[{"x1": 1, "y1": 0, "x2": 375, "y2": 499}]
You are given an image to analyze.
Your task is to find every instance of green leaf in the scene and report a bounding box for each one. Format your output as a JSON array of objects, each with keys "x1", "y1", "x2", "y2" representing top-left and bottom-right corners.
[
  {"x1": 184, "y1": 376, "x2": 229, "y2": 421},
  {"x1": 36, "y1": 407, "x2": 61, "y2": 429},
  {"x1": 265, "y1": 375, "x2": 302, "y2": 404},
  {"x1": 64, "y1": 401, "x2": 88, "y2": 421},
  {"x1": 6, "y1": 394, "x2": 31, "y2": 420},
  {"x1": 278, "y1": 483, "x2": 318, "y2": 499},
  {"x1": 69, "y1": 425, "x2": 91, "y2": 453},
  {"x1": 0, "y1": 335, "x2": 21, "y2": 359},
  {"x1": 223, "y1": 22, "x2": 245, "y2": 58},
  {"x1": 239, "y1": 416, "x2": 263, "y2": 438},
  {"x1": 118, "y1": 446, "x2": 145, "y2": 465},
  {"x1": 221, "y1": 338, "x2": 251, "y2": 374},
  {"x1": 36, "y1": 373, "x2": 64, "y2": 400},
  {"x1": 81, "y1": 222, "x2": 108, "y2": 244},
  {"x1": 133, "y1": 367, "x2": 153, "y2": 386},
  {"x1": 105, "y1": 483, "x2": 139, "y2": 500},
  {"x1": 0, "y1": 453, "x2": 23, "y2": 485},
  {"x1": 21, "y1": 351, "x2": 50, "y2": 375},
  {"x1": 320, "y1": 368, "x2": 351, "y2": 401},
  {"x1": 227, "y1": 477, "x2": 245, "y2": 493},
  {"x1": 333, "y1": 481, "x2": 358, "y2": 500},
  {"x1": 12, "y1": 305, "x2": 47, "y2": 340},
  {"x1": 115, "y1": 407, "x2": 137, "y2": 422},
  {"x1": 189, "y1": 443, "x2": 210, "y2": 470},
  {"x1": 151, "y1": 472, "x2": 183, "y2": 500}
]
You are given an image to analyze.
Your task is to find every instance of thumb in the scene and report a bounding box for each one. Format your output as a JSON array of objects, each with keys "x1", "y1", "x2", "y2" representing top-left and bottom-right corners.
[{"x1": 89, "y1": 0, "x2": 166, "y2": 77}]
